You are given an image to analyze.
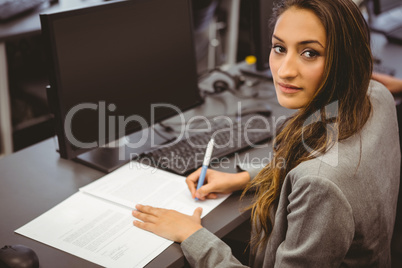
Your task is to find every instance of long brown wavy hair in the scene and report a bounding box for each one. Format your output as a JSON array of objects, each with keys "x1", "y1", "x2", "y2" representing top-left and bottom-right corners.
[{"x1": 243, "y1": 0, "x2": 373, "y2": 250}]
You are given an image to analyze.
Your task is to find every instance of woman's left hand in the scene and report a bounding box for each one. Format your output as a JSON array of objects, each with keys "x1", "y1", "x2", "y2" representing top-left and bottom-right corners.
[{"x1": 132, "y1": 204, "x2": 203, "y2": 243}]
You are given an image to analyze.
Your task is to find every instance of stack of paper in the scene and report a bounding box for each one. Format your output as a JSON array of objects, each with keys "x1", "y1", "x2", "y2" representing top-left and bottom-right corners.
[{"x1": 16, "y1": 162, "x2": 230, "y2": 267}]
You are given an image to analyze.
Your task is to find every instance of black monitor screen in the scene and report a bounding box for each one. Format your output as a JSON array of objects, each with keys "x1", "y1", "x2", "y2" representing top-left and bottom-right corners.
[
  {"x1": 41, "y1": 0, "x2": 203, "y2": 159},
  {"x1": 251, "y1": 0, "x2": 274, "y2": 71},
  {"x1": 240, "y1": 0, "x2": 274, "y2": 79}
]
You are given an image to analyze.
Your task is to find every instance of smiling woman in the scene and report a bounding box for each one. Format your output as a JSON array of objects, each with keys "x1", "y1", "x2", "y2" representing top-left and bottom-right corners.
[
  {"x1": 132, "y1": 0, "x2": 401, "y2": 267},
  {"x1": 269, "y1": 7, "x2": 326, "y2": 109}
]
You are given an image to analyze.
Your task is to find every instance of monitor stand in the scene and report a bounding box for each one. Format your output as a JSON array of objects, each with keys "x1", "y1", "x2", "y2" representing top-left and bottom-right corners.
[{"x1": 74, "y1": 125, "x2": 176, "y2": 173}]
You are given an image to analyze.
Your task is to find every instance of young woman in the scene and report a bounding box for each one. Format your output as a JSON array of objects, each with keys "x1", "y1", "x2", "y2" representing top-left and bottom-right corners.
[{"x1": 132, "y1": 0, "x2": 401, "y2": 266}]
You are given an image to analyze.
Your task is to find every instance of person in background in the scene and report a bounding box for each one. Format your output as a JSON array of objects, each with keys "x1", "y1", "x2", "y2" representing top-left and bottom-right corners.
[
  {"x1": 132, "y1": 0, "x2": 401, "y2": 267},
  {"x1": 372, "y1": 72, "x2": 402, "y2": 94}
]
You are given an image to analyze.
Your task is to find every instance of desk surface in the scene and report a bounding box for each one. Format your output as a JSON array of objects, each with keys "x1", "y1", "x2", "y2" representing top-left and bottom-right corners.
[
  {"x1": 0, "y1": 137, "x2": 251, "y2": 267},
  {"x1": 0, "y1": 77, "x2": 293, "y2": 267}
]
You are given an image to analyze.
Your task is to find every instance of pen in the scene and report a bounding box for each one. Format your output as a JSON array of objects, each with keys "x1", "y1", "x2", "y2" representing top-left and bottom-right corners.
[{"x1": 195, "y1": 138, "x2": 214, "y2": 201}]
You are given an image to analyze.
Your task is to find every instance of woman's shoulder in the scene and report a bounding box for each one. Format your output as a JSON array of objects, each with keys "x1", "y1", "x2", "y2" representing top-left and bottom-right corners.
[
  {"x1": 366, "y1": 79, "x2": 399, "y2": 140},
  {"x1": 368, "y1": 79, "x2": 395, "y2": 107},
  {"x1": 283, "y1": 167, "x2": 352, "y2": 209},
  {"x1": 284, "y1": 148, "x2": 363, "y2": 192},
  {"x1": 286, "y1": 159, "x2": 343, "y2": 186}
]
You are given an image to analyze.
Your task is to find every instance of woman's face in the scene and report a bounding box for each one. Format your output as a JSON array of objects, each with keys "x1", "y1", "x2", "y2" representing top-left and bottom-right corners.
[{"x1": 269, "y1": 7, "x2": 326, "y2": 110}]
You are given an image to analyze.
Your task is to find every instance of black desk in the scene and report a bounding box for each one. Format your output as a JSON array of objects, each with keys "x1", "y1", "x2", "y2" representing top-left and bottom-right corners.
[
  {"x1": 0, "y1": 77, "x2": 294, "y2": 267},
  {"x1": 0, "y1": 138, "x2": 250, "y2": 267}
]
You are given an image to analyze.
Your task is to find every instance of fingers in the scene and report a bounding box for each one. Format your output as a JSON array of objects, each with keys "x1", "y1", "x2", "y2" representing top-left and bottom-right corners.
[
  {"x1": 133, "y1": 204, "x2": 204, "y2": 242},
  {"x1": 135, "y1": 204, "x2": 159, "y2": 215},
  {"x1": 186, "y1": 168, "x2": 202, "y2": 197},
  {"x1": 132, "y1": 204, "x2": 161, "y2": 222},
  {"x1": 132, "y1": 205, "x2": 159, "y2": 234},
  {"x1": 187, "y1": 169, "x2": 224, "y2": 200},
  {"x1": 206, "y1": 193, "x2": 218, "y2": 199},
  {"x1": 132, "y1": 218, "x2": 155, "y2": 233},
  {"x1": 195, "y1": 182, "x2": 219, "y2": 200},
  {"x1": 192, "y1": 207, "x2": 203, "y2": 219},
  {"x1": 195, "y1": 192, "x2": 217, "y2": 200},
  {"x1": 132, "y1": 210, "x2": 157, "y2": 223}
]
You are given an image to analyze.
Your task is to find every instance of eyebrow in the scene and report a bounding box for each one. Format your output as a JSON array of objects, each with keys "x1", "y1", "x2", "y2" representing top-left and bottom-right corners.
[{"x1": 273, "y1": 34, "x2": 325, "y2": 48}]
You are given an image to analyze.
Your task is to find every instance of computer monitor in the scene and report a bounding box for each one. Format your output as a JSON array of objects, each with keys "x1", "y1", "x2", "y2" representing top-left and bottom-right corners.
[
  {"x1": 40, "y1": 0, "x2": 203, "y2": 172},
  {"x1": 240, "y1": 0, "x2": 274, "y2": 79}
]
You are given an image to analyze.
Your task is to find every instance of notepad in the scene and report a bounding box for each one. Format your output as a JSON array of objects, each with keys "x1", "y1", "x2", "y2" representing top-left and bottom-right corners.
[{"x1": 15, "y1": 162, "x2": 230, "y2": 268}]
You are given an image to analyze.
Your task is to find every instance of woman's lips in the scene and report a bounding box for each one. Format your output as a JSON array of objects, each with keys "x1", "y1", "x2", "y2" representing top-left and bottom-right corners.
[{"x1": 278, "y1": 82, "x2": 302, "y2": 94}]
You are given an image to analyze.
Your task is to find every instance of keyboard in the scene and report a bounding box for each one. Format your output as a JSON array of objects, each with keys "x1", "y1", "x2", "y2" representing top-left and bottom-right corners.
[
  {"x1": 138, "y1": 113, "x2": 273, "y2": 175},
  {"x1": 0, "y1": 0, "x2": 45, "y2": 21}
]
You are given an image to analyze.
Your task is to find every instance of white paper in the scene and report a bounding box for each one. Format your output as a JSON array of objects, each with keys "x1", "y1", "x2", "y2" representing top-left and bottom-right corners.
[{"x1": 16, "y1": 162, "x2": 230, "y2": 268}]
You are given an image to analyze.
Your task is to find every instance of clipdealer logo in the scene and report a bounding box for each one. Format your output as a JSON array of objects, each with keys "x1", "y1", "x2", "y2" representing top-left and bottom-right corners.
[
  {"x1": 64, "y1": 102, "x2": 186, "y2": 148},
  {"x1": 63, "y1": 101, "x2": 286, "y2": 162},
  {"x1": 63, "y1": 100, "x2": 338, "y2": 168}
]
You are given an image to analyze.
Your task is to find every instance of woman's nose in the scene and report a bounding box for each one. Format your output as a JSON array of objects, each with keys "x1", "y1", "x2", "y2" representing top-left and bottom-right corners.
[{"x1": 278, "y1": 54, "x2": 298, "y2": 79}]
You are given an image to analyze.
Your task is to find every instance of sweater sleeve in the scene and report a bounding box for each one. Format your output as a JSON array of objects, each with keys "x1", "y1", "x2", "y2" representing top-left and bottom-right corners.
[
  {"x1": 274, "y1": 175, "x2": 355, "y2": 267},
  {"x1": 236, "y1": 163, "x2": 264, "y2": 180},
  {"x1": 181, "y1": 228, "x2": 248, "y2": 268}
]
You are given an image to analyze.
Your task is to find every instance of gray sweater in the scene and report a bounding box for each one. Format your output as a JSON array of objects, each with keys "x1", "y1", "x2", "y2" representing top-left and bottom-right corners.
[{"x1": 181, "y1": 81, "x2": 401, "y2": 267}]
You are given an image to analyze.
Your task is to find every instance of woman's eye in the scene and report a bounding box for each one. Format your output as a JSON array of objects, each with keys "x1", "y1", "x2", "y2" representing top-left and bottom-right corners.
[
  {"x1": 272, "y1": 45, "x2": 285, "y2": 54},
  {"x1": 302, "y1": 50, "x2": 319, "y2": 59}
]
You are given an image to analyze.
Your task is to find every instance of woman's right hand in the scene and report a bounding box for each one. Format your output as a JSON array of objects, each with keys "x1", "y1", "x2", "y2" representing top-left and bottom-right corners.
[{"x1": 186, "y1": 168, "x2": 251, "y2": 200}]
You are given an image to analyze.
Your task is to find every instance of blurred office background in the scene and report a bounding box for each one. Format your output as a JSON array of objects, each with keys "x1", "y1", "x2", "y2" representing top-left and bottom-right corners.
[
  {"x1": 0, "y1": 0, "x2": 255, "y2": 155},
  {"x1": 0, "y1": 0, "x2": 401, "y2": 156}
]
